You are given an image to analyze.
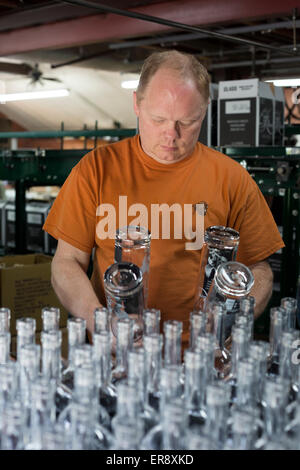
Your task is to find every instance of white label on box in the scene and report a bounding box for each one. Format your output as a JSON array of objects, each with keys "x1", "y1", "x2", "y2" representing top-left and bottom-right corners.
[
  {"x1": 7, "y1": 211, "x2": 15, "y2": 222},
  {"x1": 219, "y1": 78, "x2": 258, "y2": 98},
  {"x1": 27, "y1": 213, "x2": 42, "y2": 225},
  {"x1": 225, "y1": 100, "x2": 251, "y2": 114}
]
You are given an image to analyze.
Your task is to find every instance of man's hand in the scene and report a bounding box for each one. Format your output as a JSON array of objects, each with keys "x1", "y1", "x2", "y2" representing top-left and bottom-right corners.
[{"x1": 51, "y1": 239, "x2": 103, "y2": 336}]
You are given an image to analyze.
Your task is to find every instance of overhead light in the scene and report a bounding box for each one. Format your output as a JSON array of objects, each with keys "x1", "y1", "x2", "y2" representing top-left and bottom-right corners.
[
  {"x1": 121, "y1": 79, "x2": 139, "y2": 89},
  {"x1": 0, "y1": 88, "x2": 70, "y2": 103},
  {"x1": 265, "y1": 78, "x2": 300, "y2": 87}
]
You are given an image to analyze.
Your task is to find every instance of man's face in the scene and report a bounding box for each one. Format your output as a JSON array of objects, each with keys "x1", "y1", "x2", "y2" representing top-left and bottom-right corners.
[{"x1": 133, "y1": 68, "x2": 208, "y2": 163}]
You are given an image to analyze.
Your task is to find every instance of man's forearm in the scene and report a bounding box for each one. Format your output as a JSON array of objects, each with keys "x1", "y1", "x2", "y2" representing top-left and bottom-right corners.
[
  {"x1": 51, "y1": 256, "x2": 102, "y2": 335},
  {"x1": 249, "y1": 260, "x2": 274, "y2": 319}
]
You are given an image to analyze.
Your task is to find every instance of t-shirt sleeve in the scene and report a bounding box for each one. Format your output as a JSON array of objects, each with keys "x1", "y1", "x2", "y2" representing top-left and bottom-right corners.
[
  {"x1": 228, "y1": 172, "x2": 285, "y2": 266},
  {"x1": 43, "y1": 157, "x2": 97, "y2": 254}
]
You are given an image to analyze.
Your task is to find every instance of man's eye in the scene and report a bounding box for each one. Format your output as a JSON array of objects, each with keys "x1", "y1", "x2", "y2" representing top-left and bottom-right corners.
[{"x1": 153, "y1": 118, "x2": 164, "y2": 124}]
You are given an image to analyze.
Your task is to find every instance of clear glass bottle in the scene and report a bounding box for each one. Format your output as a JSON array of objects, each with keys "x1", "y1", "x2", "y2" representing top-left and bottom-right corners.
[
  {"x1": 140, "y1": 364, "x2": 183, "y2": 450},
  {"x1": 259, "y1": 375, "x2": 290, "y2": 448},
  {"x1": 114, "y1": 225, "x2": 151, "y2": 308},
  {"x1": 281, "y1": 297, "x2": 297, "y2": 330},
  {"x1": 143, "y1": 309, "x2": 161, "y2": 335},
  {"x1": 1, "y1": 400, "x2": 25, "y2": 450},
  {"x1": 110, "y1": 419, "x2": 141, "y2": 450},
  {"x1": 25, "y1": 375, "x2": 56, "y2": 450},
  {"x1": 41, "y1": 306, "x2": 60, "y2": 332},
  {"x1": 205, "y1": 301, "x2": 230, "y2": 379},
  {"x1": 163, "y1": 320, "x2": 183, "y2": 366},
  {"x1": 235, "y1": 358, "x2": 257, "y2": 408},
  {"x1": 189, "y1": 311, "x2": 207, "y2": 351},
  {"x1": 41, "y1": 330, "x2": 72, "y2": 416},
  {"x1": 0, "y1": 331, "x2": 10, "y2": 364},
  {"x1": 0, "y1": 307, "x2": 11, "y2": 333},
  {"x1": 161, "y1": 398, "x2": 188, "y2": 450},
  {"x1": 185, "y1": 430, "x2": 216, "y2": 450},
  {"x1": 194, "y1": 225, "x2": 240, "y2": 311},
  {"x1": 203, "y1": 381, "x2": 231, "y2": 450},
  {"x1": 18, "y1": 343, "x2": 41, "y2": 415},
  {"x1": 59, "y1": 364, "x2": 113, "y2": 450},
  {"x1": 237, "y1": 296, "x2": 255, "y2": 338},
  {"x1": 248, "y1": 340, "x2": 269, "y2": 406},
  {"x1": 41, "y1": 422, "x2": 68, "y2": 450},
  {"x1": 16, "y1": 317, "x2": 36, "y2": 362},
  {"x1": 195, "y1": 332, "x2": 216, "y2": 386},
  {"x1": 61, "y1": 316, "x2": 87, "y2": 386},
  {"x1": 268, "y1": 306, "x2": 286, "y2": 374},
  {"x1": 228, "y1": 407, "x2": 257, "y2": 450},
  {"x1": 93, "y1": 331, "x2": 117, "y2": 418},
  {"x1": 224, "y1": 325, "x2": 250, "y2": 401},
  {"x1": 234, "y1": 313, "x2": 253, "y2": 343},
  {"x1": 184, "y1": 349, "x2": 207, "y2": 426},
  {"x1": 111, "y1": 317, "x2": 134, "y2": 385},
  {"x1": 143, "y1": 333, "x2": 163, "y2": 414},
  {"x1": 0, "y1": 362, "x2": 19, "y2": 429},
  {"x1": 279, "y1": 329, "x2": 300, "y2": 407},
  {"x1": 128, "y1": 346, "x2": 159, "y2": 434},
  {"x1": 111, "y1": 381, "x2": 144, "y2": 442},
  {"x1": 205, "y1": 261, "x2": 254, "y2": 341},
  {"x1": 94, "y1": 307, "x2": 110, "y2": 333},
  {"x1": 104, "y1": 261, "x2": 144, "y2": 342}
]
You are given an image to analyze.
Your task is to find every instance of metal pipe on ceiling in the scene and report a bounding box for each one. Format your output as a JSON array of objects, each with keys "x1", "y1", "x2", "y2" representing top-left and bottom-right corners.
[
  {"x1": 210, "y1": 55, "x2": 300, "y2": 70},
  {"x1": 61, "y1": 0, "x2": 298, "y2": 57},
  {"x1": 108, "y1": 19, "x2": 300, "y2": 50}
]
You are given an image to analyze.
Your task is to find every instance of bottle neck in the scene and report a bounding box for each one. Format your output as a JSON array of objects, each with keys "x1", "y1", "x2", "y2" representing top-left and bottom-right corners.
[
  {"x1": 163, "y1": 321, "x2": 182, "y2": 366},
  {"x1": 41, "y1": 331, "x2": 62, "y2": 382},
  {"x1": 93, "y1": 332, "x2": 112, "y2": 388}
]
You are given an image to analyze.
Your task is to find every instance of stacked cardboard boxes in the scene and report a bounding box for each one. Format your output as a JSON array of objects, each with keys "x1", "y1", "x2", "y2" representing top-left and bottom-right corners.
[{"x1": 0, "y1": 253, "x2": 69, "y2": 358}]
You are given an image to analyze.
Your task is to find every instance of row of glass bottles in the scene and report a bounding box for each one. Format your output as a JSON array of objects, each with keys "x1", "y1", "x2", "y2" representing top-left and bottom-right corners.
[{"x1": 0, "y1": 294, "x2": 299, "y2": 450}]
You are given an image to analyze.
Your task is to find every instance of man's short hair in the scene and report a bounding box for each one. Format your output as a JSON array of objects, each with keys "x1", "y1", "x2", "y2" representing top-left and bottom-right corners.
[{"x1": 136, "y1": 50, "x2": 210, "y2": 104}]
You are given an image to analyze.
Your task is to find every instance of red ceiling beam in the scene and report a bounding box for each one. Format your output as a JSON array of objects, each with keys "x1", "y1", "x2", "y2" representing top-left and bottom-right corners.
[{"x1": 0, "y1": 0, "x2": 298, "y2": 56}]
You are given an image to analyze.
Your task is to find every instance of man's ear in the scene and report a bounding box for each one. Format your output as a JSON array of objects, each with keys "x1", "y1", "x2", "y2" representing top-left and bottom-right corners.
[{"x1": 133, "y1": 91, "x2": 140, "y2": 117}]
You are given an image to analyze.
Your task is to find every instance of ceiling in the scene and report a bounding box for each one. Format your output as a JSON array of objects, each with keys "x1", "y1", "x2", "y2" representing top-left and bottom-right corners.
[{"x1": 0, "y1": 0, "x2": 299, "y2": 132}]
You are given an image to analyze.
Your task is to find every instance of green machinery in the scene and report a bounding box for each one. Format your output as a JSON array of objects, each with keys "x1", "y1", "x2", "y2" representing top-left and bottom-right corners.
[{"x1": 0, "y1": 126, "x2": 299, "y2": 336}]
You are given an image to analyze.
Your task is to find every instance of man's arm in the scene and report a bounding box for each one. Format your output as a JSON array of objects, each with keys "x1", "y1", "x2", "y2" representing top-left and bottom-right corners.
[
  {"x1": 248, "y1": 259, "x2": 274, "y2": 319},
  {"x1": 51, "y1": 239, "x2": 102, "y2": 336}
]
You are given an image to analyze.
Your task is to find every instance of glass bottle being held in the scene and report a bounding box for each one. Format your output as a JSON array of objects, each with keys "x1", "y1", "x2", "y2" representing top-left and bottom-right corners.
[
  {"x1": 114, "y1": 226, "x2": 151, "y2": 308},
  {"x1": 194, "y1": 226, "x2": 240, "y2": 311},
  {"x1": 205, "y1": 261, "x2": 254, "y2": 341},
  {"x1": 104, "y1": 262, "x2": 144, "y2": 343}
]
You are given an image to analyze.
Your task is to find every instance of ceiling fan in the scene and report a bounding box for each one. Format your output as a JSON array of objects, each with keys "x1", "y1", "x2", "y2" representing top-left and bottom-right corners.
[{"x1": 0, "y1": 61, "x2": 63, "y2": 85}]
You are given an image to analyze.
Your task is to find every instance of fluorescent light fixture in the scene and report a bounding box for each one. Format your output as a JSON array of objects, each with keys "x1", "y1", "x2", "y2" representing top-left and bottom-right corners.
[
  {"x1": 0, "y1": 88, "x2": 70, "y2": 103},
  {"x1": 121, "y1": 79, "x2": 139, "y2": 89},
  {"x1": 265, "y1": 78, "x2": 300, "y2": 87}
]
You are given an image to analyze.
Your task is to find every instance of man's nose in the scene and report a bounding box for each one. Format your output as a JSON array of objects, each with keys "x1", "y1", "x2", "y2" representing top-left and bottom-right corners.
[{"x1": 164, "y1": 121, "x2": 181, "y2": 139}]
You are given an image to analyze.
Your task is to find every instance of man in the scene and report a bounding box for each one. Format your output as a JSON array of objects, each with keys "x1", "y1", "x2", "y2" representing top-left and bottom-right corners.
[{"x1": 43, "y1": 50, "x2": 284, "y2": 347}]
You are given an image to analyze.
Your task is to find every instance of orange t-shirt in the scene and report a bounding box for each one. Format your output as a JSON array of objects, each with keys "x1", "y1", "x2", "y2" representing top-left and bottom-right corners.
[{"x1": 43, "y1": 135, "x2": 284, "y2": 344}]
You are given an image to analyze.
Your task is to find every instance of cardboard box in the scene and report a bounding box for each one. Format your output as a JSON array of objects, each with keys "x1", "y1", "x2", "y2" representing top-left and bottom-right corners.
[
  {"x1": 218, "y1": 78, "x2": 274, "y2": 146},
  {"x1": 199, "y1": 83, "x2": 218, "y2": 147},
  {"x1": 10, "y1": 326, "x2": 68, "y2": 360},
  {"x1": 0, "y1": 253, "x2": 68, "y2": 335}
]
